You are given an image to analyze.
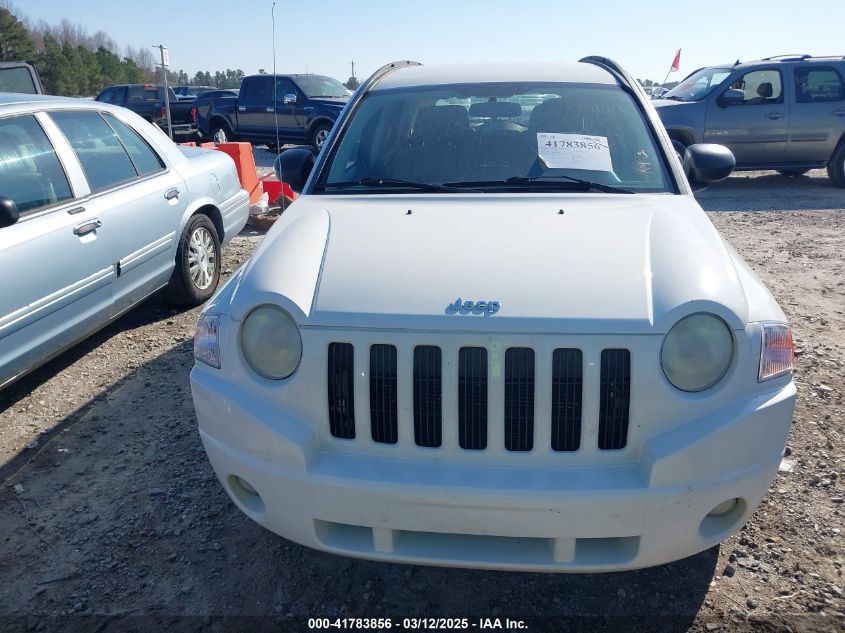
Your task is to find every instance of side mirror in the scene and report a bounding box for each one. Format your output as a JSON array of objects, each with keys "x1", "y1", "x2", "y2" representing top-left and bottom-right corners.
[
  {"x1": 683, "y1": 144, "x2": 735, "y2": 191},
  {"x1": 719, "y1": 89, "x2": 745, "y2": 106},
  {"x1": 274, "y1": 147, "x2": 315, "y2": 194},
  {"x1": 283, "y1": 93, "x2": 297, "y2": 105},
  {"x1": 0, "y1": 196, "x2": 19, "y2": 228}
]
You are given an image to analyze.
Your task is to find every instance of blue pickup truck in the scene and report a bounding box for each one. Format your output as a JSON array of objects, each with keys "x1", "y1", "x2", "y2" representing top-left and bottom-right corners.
[{"x1": 192, "y1": 74, "x2": 350, "y2": 150}]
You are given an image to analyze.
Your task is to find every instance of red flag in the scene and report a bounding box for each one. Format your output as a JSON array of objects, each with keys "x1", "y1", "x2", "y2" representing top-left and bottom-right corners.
[{"x1": 670, "y1": 49, "x2": 682, "y2": 72}]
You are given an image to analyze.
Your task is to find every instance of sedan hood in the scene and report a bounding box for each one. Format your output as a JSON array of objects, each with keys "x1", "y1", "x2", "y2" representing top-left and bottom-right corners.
[{"x1": 231, "y1": 194, "x2": 749, "y2": 334}]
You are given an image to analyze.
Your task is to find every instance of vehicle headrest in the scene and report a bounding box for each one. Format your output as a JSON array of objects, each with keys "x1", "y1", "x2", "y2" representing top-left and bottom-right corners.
[
  {"x1": 757, "y1": 82, "x2": 773, "y2": 98},
  {"x1": 528, "y1": 98, "x2": 588, "y2": 132},
  {"x1": 412, "y1": 105, "x2": 469, "y2": 144},
  {"x1": 469, "y1": 101, "x2": 522, "y2": 119}
]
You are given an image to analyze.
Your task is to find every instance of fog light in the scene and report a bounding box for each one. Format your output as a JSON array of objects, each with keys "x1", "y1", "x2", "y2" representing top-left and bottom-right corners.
[
  {"x1": 707, "y1": 498, "x2": 739, "y2": 518},
  {"x1": 234, "y1": 475, "x2": 257, "y2": 496}
]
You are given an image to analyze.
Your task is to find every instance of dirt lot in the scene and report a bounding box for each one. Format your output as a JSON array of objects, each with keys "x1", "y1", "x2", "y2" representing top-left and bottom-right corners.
[{"x1": 0, "y1": 169, "x2": 843, "y2": 632}]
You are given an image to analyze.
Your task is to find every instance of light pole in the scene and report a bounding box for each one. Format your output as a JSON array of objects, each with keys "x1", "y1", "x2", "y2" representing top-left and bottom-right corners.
[{"x1": 154, "y1": 44, "x2": 173, "y2": 140}]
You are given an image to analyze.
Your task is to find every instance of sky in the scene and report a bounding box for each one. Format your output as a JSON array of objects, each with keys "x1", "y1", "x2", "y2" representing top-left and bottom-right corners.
[{"x1": 16, "y1": 0, "x2": 845, "y2": 84}]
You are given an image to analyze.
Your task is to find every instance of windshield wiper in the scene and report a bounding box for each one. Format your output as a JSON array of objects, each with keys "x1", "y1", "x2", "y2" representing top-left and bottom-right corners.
[
  {"x1": 661, "y1": 95, "x2": 685, "y2": 101},
  {"x1": 506, "y1": 175, "x2": 634, "y2": 194},
  {"x1": 317, "y1": 177, "x2": 477, "y2": 193},
  {"x1": 444, "y1": 176, "x2": 634, "y2": 194}
]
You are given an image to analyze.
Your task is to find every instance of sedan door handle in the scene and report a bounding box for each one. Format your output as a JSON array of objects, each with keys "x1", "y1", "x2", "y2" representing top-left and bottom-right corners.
[
  {"x1": 73, "y1": 219, "x2": 102, "y2": 236},
  {"x1": 833, "y1": 109, "x2": 845, "y2": 117},
  {"x1": 764, "y1": 112, "x2": 785, "y2": 120},
  {"x1": 238, "y1": 106, "x2": 246, "y2": 112},
  {"x1": 265, "y1": 107, "x2": 274, "y2": 113},
  {"x1": 164, "y1": 188, "x2": 180, "y2": 200}
]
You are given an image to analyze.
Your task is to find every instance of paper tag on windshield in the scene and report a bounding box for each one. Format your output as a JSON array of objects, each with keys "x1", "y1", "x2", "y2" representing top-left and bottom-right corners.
[{"x1": 536, "y1": 133, "x2": 613, "y2": 172}]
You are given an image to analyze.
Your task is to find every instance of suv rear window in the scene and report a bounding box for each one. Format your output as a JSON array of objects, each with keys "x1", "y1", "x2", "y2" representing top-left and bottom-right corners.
[
  {"x1": 0, "y1": 66, "x2": 38, "y2": 94},
  {"x1": 795, "y1": 67, "x2": 845, "y2": 103}
]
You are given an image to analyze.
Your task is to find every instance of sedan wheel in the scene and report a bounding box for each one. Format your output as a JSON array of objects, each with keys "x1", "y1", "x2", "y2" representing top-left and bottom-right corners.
[
  {"x1": 188, "y1": 226, "x2": 217, "y2": 290},
  {"x1": 166, "y1": 215, "x2": 221, "y2": 305}
]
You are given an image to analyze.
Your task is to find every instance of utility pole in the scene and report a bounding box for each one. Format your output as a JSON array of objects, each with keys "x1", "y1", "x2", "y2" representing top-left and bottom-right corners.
[{"x1": 154, "y1": 44, "x2": 173, "y2": 140}]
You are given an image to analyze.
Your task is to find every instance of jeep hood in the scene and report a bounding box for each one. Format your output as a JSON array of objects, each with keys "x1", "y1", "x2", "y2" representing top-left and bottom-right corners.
[{"x1": 230, "y1": 194, "x2": 751, "y2": 334}]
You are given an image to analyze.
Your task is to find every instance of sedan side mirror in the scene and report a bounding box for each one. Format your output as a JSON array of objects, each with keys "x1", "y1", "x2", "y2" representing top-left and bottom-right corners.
[
  {"x1": 274, "y1": 147, "x2": 315, "y2": 194},
  {"x1": 683, "y1": 144, "x2": 735, "y2": 191},
  {"x1": 283, "y1": 93, "x2": 297, "y2": 105},
  {"x1": 719, "y1": 88, "x2": 745, "y2": 106},
  {"x1": 0, "y1": 196, "x2": 19, "y2": 228}
]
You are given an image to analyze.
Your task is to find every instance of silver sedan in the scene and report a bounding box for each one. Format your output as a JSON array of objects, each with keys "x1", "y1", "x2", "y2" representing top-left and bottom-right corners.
[{"x1": 0, "y1": 94, "x2": 249, "y2": 388}]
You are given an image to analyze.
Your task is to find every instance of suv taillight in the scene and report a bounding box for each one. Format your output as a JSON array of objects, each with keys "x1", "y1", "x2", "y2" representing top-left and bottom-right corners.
[{"x1": 191, "y1": 107, "x2": 198, "y2": 123}]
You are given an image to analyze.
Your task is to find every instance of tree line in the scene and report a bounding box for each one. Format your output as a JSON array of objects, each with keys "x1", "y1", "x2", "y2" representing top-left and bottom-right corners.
[{"x1": 0, "y1": 5, "x2": 247, "y2": 96}]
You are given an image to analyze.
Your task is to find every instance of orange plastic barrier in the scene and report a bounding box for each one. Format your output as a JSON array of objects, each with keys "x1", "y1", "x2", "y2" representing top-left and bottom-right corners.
[{"x1": 216, "y1": 142, "x2": 261, "y2": 204}]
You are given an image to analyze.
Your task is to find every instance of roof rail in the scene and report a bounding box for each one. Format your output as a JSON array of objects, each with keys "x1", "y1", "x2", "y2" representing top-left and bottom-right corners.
[
  {"x1": 761, "y1": 54, "x2": 811, "y2": 61},
  {"x1": 578, "y1": 56, "x2": 639, "y2": 93},
  {"x1": 357, "y1": 60, "x2": 421, "y2": 96}
]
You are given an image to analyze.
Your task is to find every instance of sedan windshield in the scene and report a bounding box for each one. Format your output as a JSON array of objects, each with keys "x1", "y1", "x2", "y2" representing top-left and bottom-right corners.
[
  {"x1": 662, "y1": 67, "x2": 732, "y2": 102},
  {"x1": 318, "y1": 82, "x2": 671, "y2": 193}
]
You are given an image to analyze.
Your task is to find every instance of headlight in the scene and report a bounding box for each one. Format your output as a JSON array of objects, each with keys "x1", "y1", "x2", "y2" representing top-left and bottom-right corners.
[
  {"x1": 661, "y1": 313, "x2": 733, "y2": 392},
  {"x1": 240, "y1": 305, "x2": 302, "y2": 379},
  {"x1": 194, "y1": 314, "x2": 221, "y2": 368},
  {"x1": 759, "y1": 323, "x2": 793, "y2": 381}
]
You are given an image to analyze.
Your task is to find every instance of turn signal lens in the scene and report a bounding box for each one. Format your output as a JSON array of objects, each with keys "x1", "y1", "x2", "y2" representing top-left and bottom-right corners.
[
  {"x1": 759, "y1": 323, "x2": 793, "y2": 381},
  {"x1": 194, "y1": 314, "x2": 221, "y2": 369}
]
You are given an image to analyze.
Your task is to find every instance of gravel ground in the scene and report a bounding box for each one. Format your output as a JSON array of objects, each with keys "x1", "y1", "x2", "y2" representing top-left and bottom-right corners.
[{"x1": 0, "y1": 168, "x2": 843, "y2": 632}]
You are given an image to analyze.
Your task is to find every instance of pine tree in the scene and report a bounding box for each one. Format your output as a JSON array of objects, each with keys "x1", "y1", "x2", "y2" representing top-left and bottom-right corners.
[
  {"x1": 37, "y1": 35, "x2": 73, "y2": 95},
  {"x1": 0, "y1": 8, "x2": 36, "y2": 62},
  {"x1": 76, "y1": 45, "x2": 102, "y2": 96},
  {"x1": 95, "y1": 46, "x2": 125, "y2": 86},
  {"x1": 121, "y1": 57, "x2": 143, "y2": 84}
]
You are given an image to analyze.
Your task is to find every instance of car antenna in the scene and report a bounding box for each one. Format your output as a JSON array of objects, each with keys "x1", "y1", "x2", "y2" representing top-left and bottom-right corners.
[{"x1": 272, "y1": 1, "x2": 282, "y2": 165}]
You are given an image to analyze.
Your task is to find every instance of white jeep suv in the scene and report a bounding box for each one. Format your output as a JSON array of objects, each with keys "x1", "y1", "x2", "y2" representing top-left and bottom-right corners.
[{"x1": 190, "y1": 58, "x2": 796, "y2": 572}]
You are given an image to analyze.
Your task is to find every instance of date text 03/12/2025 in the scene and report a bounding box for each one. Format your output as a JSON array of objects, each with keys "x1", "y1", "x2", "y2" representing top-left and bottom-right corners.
[{"x1": 307, "y1": 617, "x2": 528, "y2": 630}]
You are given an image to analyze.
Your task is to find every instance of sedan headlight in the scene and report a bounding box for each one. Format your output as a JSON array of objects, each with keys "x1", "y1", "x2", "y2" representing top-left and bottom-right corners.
[
  {"x1": 661, "y1": 313, "x2": 733, "y2": 392},
  {"x1": 240, "y1": 305, "x2": 302, "y2": 379}
]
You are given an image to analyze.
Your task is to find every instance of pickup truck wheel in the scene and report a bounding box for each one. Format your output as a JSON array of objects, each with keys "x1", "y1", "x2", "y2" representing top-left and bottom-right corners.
[
  {"x1": 311, "y1": 124, "x2": 331, "y2": 151},
  {"x1": 166, "y1": 215, "x2": 221, "y2": 305},
  {"x1": 211, "y1": 123, "x2": 233, "y2": 144},
  {"x1": 777, "y1": 169, "x2": 810, "y2": 176},
  {"x1": 827, "y1": 143, "x2": 845, "y2": 188}
]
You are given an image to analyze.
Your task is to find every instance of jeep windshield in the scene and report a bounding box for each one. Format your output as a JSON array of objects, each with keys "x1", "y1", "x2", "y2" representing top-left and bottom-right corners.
[
  {"x1": 662, "y1": 67, "x2": 732, "y2": 102},
  {"x1": 315, "y1": 82, "x2": 672, "y2": 194}
]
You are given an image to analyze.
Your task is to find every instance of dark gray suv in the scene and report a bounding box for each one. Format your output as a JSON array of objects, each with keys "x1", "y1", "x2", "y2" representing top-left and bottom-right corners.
[{"x1": 654, "y1": 55, "x2": 845, "y2": 187}]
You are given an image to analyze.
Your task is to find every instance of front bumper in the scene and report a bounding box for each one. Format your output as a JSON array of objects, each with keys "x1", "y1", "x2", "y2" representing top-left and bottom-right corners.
[{"x1": 191, "y1": 366, "x2": 795, "y2": 572}]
